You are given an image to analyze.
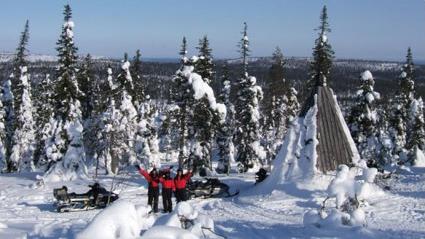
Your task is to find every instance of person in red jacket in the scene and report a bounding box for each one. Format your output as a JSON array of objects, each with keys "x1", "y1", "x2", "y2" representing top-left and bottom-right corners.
[
  {"x1": 159, "y1": 170, "x2": 175, "y2": 213},
  {"x1": 136, "y1": 165, "x2": 160, "y2": 213},
  {"x1": 174, "y1": 168, "x2": 192, "y2": 203}
]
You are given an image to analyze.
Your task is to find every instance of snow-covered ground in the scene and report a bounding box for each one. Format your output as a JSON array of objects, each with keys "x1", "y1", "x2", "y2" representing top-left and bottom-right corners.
[{"x1": 0, "y1": 168, "x2": 425, "y2": 239}]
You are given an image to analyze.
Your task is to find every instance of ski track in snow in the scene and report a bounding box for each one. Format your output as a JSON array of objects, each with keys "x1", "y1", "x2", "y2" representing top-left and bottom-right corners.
[{"x1": 0, "y1": 169, "x2": 425, "y2": 239}]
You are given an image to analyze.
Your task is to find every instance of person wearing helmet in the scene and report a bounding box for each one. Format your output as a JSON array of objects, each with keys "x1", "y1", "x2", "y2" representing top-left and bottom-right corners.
[
  {"x1": 174, "y1": 168, "x2": 192, "y2": 203},
  {"x1": 136, "y1": 165, "x2": 160, "y2": 213}
]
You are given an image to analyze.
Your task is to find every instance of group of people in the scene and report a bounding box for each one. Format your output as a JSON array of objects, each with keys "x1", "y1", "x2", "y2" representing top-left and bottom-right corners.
[{"x1": 135, "y1": 165, "x2": 193, "y2": 213}]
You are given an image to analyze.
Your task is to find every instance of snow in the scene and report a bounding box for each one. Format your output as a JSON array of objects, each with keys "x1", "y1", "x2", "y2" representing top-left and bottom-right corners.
[
  {"x1": 181, "y1": 65, "x2": 227, "y2": 121},
  {"x1": 1, "y1": 167, "x2": 425, "y2": 238},
  {"x1": 414, "y1": 148, "x2": 425, "y2": 167},
  {"x1": 321, "y1": 34, "x2": 328, "y2": 43},
  {"x1": 76, "y1": 200, "x2": 155, "y2": 239},
  {"x1": 42, "y1": 100, "x2": 88, "y2": 182},
  {"x1": 146, "y1": 202, "x2": 215, "y2": 238},
  {"x1": 141, "y1": 226, "x2": 199, "y2": 239},
  {"x1": 253, "y1": 95, "x2": 319, "y2": 194},
  {"x1": 360, "y1": 70, "x2": 373, "y2": 81}
]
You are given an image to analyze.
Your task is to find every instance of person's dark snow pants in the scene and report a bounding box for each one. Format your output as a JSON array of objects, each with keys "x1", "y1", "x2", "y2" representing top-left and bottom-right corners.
[
  {"x1": 148, "y1": 186, "x2": 159, "y2": 213},
  {"x1": 162, "y1": 188, "x2": 173, "y2": 213},
  {"x1": 175, "y1": 188, "x2": 187, "y2": 203}
]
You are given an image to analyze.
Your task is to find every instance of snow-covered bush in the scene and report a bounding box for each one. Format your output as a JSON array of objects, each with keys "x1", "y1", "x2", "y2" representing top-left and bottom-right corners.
[
  {"x1": 142, "y1": 202, "x2": 215, "y2": 239},
  {"x1": 303, "y1": 163, "x2": 382, "y2": 228},
  {"x1": 76, "y1": 200, "x2": 155, "y2": 239}
]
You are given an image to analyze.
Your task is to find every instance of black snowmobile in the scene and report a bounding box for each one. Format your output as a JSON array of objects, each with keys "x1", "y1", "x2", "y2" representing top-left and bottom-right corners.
[
  {"x1": 53, "y1": 183, "x2": 119, "y2": 212},
  {"x1": 187, "y1": 178, "x2": 239, "y2": 199}
]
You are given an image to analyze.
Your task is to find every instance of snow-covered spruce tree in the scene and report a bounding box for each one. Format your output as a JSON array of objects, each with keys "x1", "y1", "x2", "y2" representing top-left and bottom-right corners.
[
  {"x1": 216, "y1": 64, "x2": 235, "y2": 174},
  {"x1": 92, "y1": 68, "x2": 120, "y2": 175},
  {"x1": 189, "y1": 37, "x2": 219, "y2": 173},
  {"x1": 347, "y1": 70, "x2": 380, "y2": 165},
  {"x1": 135, "y1": 96, "x2": 161, "y2": 168},
  {"x1": 11, "y1": 20, "x2": 30, "y2": 124},
  {"x1": 159, "y1": 90, "x2": 180, "y2": 162},
  {"x1": 77, "y1": 54, "x2": 101, "y2": 164},
  {"x1": 180, "y1": 36, "x2": 188, "y2": 59},
  {"x1": 264, "y1": 47, "x2": 295, "y2": 160},
  {"x1": 43, "y1": 4, "x2": 87, "y2": 181},
  {"x1": 131, "y1": 49, "x2": 145, "y2": 106},
  {"x1": 114, "y1": 57, "x2": 138, "y2": 168},
  {"x1": 0, "y1": 90, "x2": 6, "y2": 171},
  {"x1": 96, "y1": 96, "x2": 118, "y2": 175},
  {"x1": 34, "y1": 74, "x2": 54, "y2": 167},
  {"x1": 388, "y1": 48, "x2": 416, "y2": 163},
  {"x1": 308, "y1": 5, "x2": 334, "y2": 92},
  {"x1": 1, "y1": 80, "x2": 14, "y2": 171},
  {"x1": 10, "y1": 66, "x2": 35, "y2": 172},
  {"x1": 2, "y1": 21, "x2": 30, "y2": 172},
  {"x1": 78, "y1": 54, "x2": 95, "y2": 120},
  {"x1": 173, "y1": 37, "x2": 193, "y2": 168},
  {"x1": 375, "y1": 108, "x2": 394, "y2": 167},
  {"x1": 195, "y1": 35, "x2": 214, "y2": 83},
  {"x1": 114, "y1": 53, "x2": 135, "y2": 104},
  {"x1": 234, "y1": 22, "x2": 266, "y2": 172},
  {"x1": 407, "y1": 97, "x2": 425, "y2": 166}
]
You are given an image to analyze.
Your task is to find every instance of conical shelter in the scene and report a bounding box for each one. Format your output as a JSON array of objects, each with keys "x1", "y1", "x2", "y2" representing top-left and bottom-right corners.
[
  {"x1": 300, "y1": 85, "x2": 359, "y2": 172},
  {"x1": 255, "y1": 84, "x2": 360, "y2": 191}
]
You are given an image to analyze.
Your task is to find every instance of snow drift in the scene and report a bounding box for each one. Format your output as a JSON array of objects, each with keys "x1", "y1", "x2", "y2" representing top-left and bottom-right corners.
[
  {"x1": 142, "y1": 202, "x2": 215, "y2": 239},
  {"x1": 76, "y1": 200, "x2": 155, "y2": 239}
]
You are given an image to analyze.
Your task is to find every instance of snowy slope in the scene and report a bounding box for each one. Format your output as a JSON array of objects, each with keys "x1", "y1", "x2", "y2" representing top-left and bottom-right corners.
[{"x1": 0, "y1": 169, "x2": 425, "y2": 238}]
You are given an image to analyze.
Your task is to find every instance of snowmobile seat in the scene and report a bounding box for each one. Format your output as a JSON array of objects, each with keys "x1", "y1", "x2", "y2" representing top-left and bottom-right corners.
[{"x1": 53, "y1": 186, "x2": 69, "y2": 201}]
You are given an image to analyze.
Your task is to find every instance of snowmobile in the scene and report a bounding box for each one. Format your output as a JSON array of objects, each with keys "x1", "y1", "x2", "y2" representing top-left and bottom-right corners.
[
  {"x1": 187, "y1": 178, "x2": 239, "y2": 199},
  {"x1": 255, "y1": 168, "x2": 269, "y2": 184},
  {"x1": 53, "y1": 183, "x2": 119, "y2": 212}
]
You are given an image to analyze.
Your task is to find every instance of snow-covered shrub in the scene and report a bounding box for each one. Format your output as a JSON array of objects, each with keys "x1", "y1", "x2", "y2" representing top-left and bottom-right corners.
[
  {"x1": 304, "y1": 162, "x2": 382, "y2": 228},
  {"x1": 76, "y1": 200, "x2": 155, "y2": 239},
  {"x1": 143, "y1": 202, "x2": 215, "y2": 239}
]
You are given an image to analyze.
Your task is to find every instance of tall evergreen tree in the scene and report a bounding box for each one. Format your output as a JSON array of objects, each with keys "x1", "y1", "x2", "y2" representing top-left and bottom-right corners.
[
  {"x1": 131, "y1": 50, "x2": 145, "y2": 104},
  {"x1": 309, "y1": 6, "x2": 334, "y2": 91},
  {"x1": 268, "y1": 47, "x2": 287, "y2": 100},
  {"x1": 347, "y1": 70, "x2": 380, "y2": 164},
  {"x1": 216, "y1": 64, "x2": 235, "y2": 174},
  {"x1": 234, "y1": 22, "x2": 266, "y2": 172},
  {"x1": 179, "y1": 36, "x2": 188, "y2": 59},
  {"x1": 238, "y1": 22, "x2": 250, "y2": 74},
  {"x1": 12, "y1": 20, "x2": 30, "y2": 118},
  {"x1": 115, "y1": 57, "x2": 138, "y2": 168},
  {"x1": 135, "y1": 96, "x2": 161, "y2": 168},
  {"x1": 0, "y1": 89, "x2": 6, "y2": 171},
  {"x1": 173, "y1": 62, "x2": 193, "y2": 168},
  {"x1": 389, "y1": 48, "x2": 416, "y2": 163},
  {"x1": 10, "y1": 66, "x2": 35, "y2": 172},
  {"x1": 131, "y1": 49, "x2": 145, "y2": 105},
  {"x1": 114, "y1": 53, "x2": 135, "y2": 104},
  {"x1": 34, "y1": 74, "x2": 54, "y2": 167},
  {"x1": 195, "y1": 35, "x2": 214, "y2": 82},
  {"x1": 2, "y1": 77, "x2": 15, "y2": 171},
  {"x1": 407, "y1": 97, "x2": 425, "y2": 165},
  {"x1": 78, "y1": 54, "x2": 95, "y2": 120},
  {"x1": 43, "y1": 4, "x2": 87, "y2": 181}
]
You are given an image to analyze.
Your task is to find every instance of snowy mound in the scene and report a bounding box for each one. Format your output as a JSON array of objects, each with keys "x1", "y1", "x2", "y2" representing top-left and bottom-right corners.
[
  {"x1": 76, "y1": 200, "x2": 155, "y2": 239},
  {"x1": 251, "y1": 98, "x2": 319, "y2": 195},
  {"x1": 142, "y1": 202, "x2": 215, "y2": 239},
  {"x1": 303, "y1": 163, "x2": 384, "y2": 229}
]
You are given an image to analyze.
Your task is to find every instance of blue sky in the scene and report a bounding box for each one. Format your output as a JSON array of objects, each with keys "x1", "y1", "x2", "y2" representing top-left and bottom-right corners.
[{"x1": 0, "y1": 0, "x2": 424, "y2": 60}]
